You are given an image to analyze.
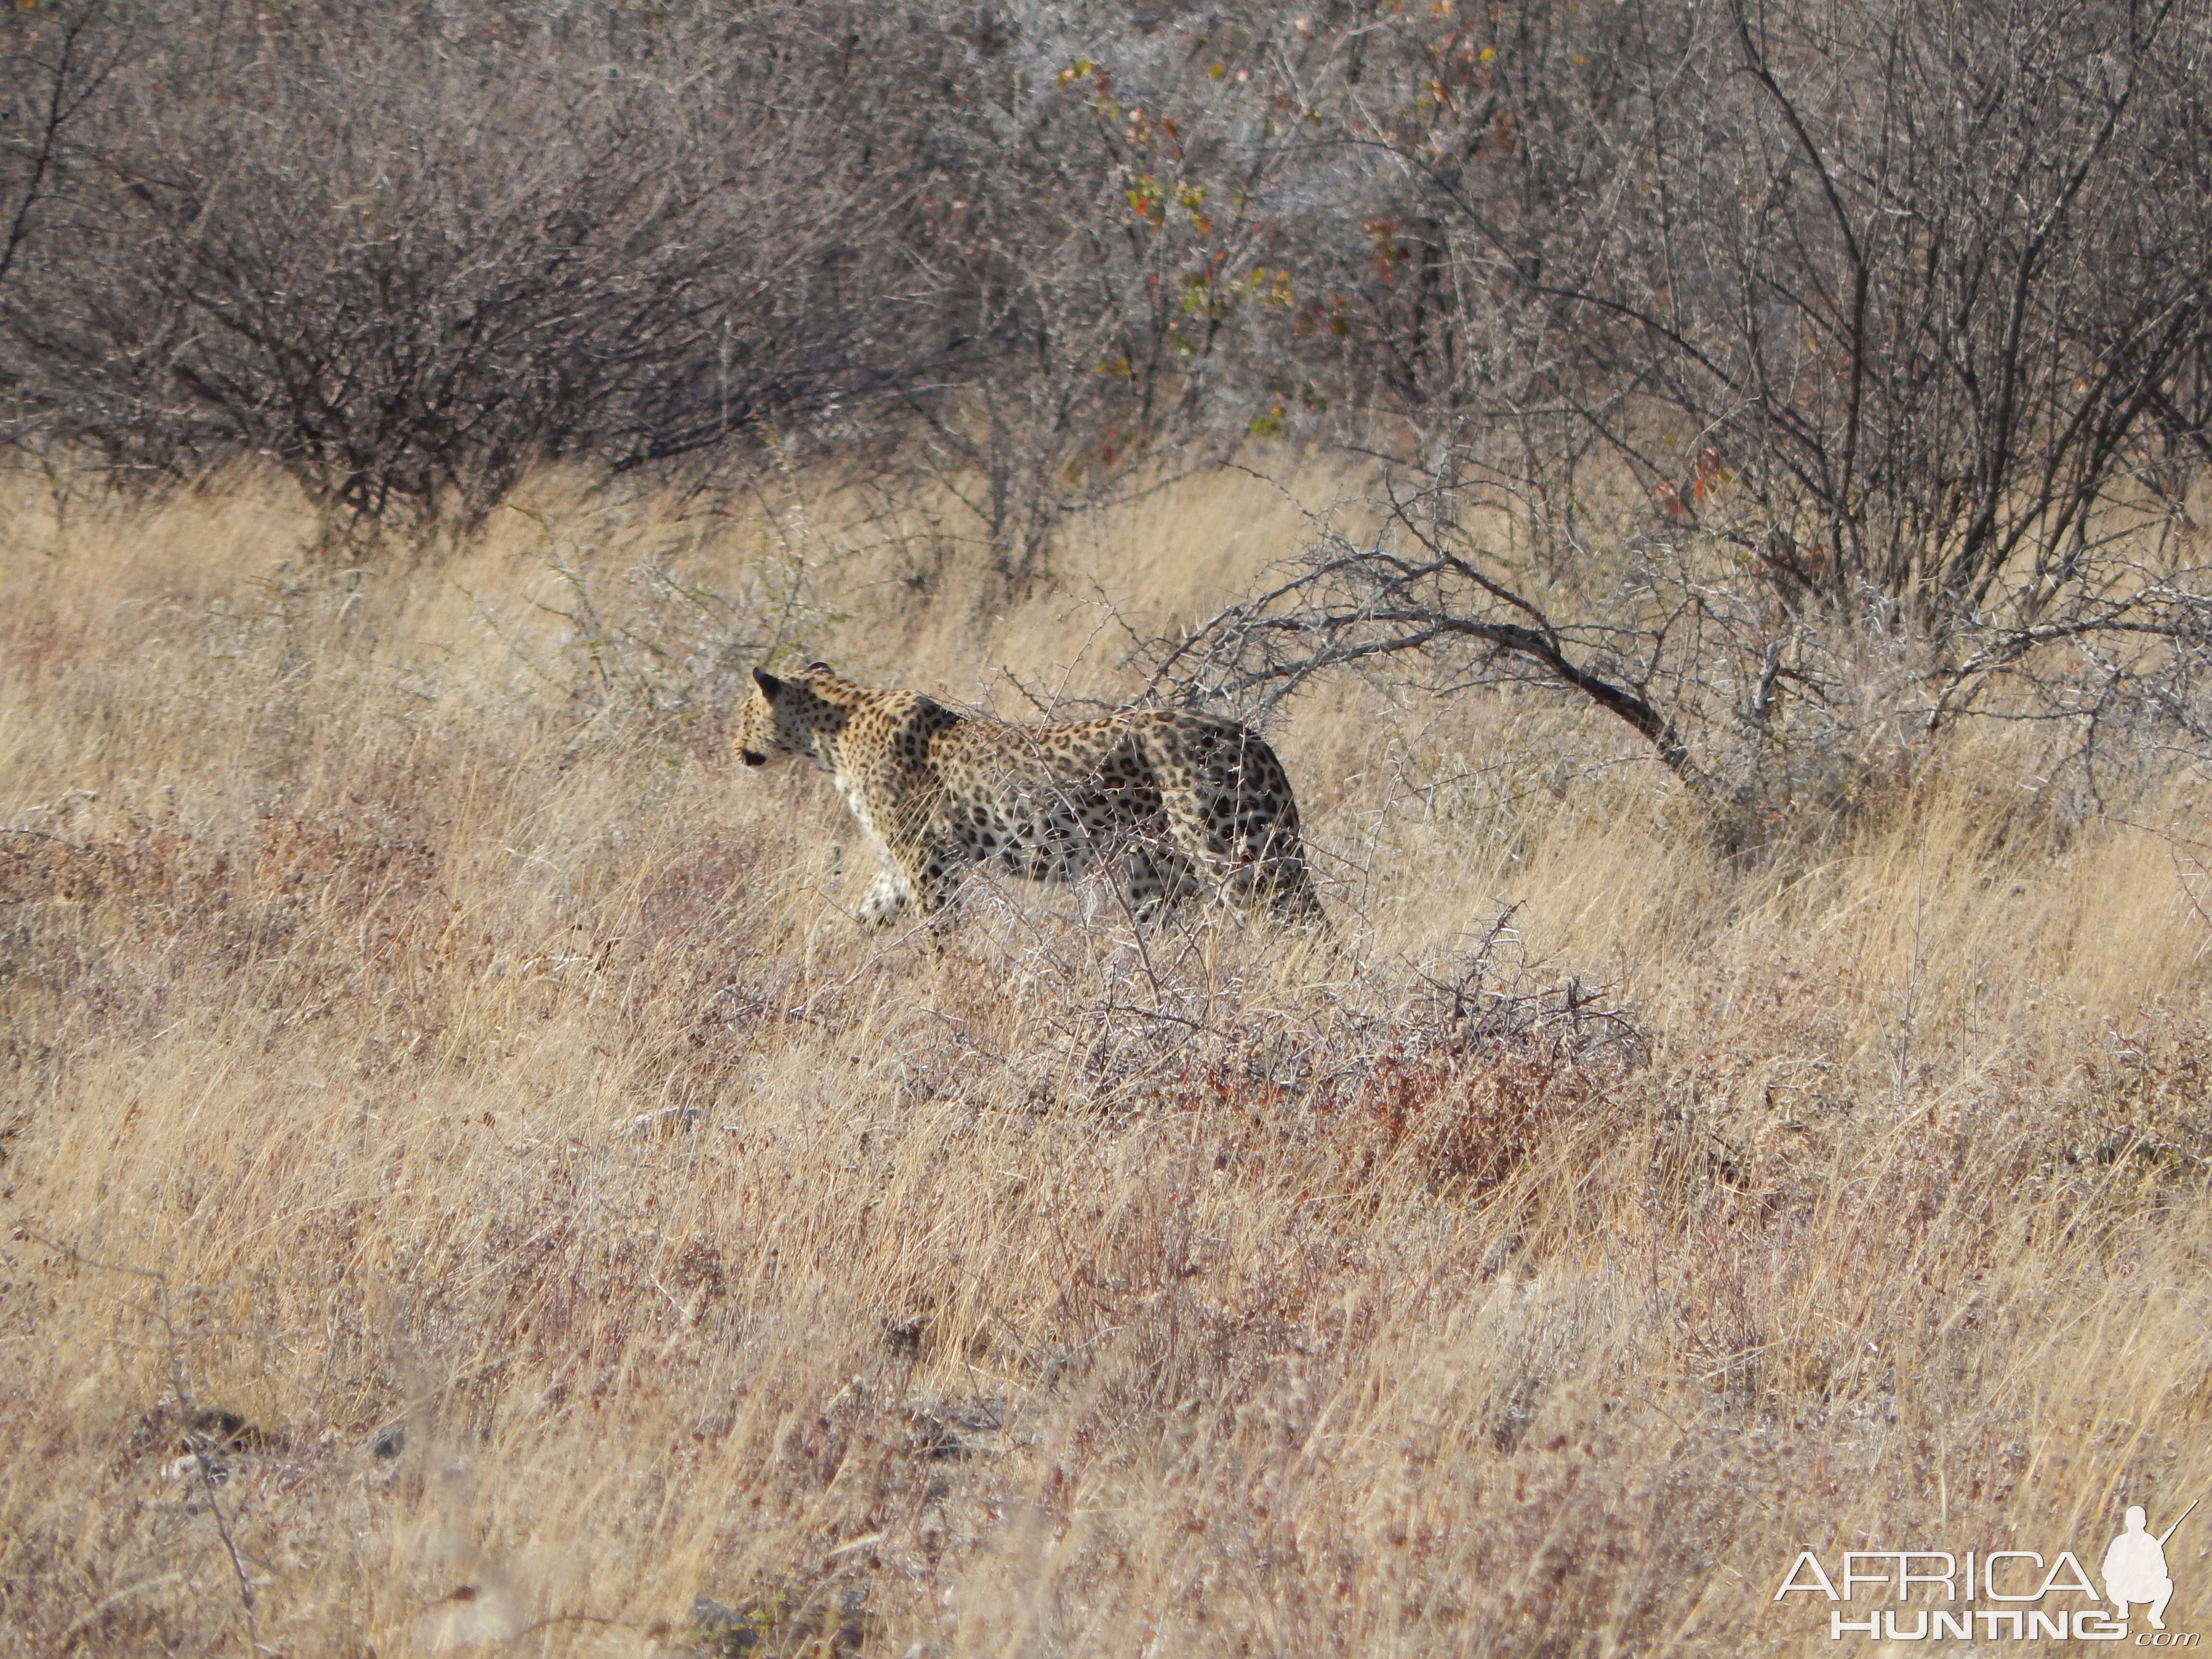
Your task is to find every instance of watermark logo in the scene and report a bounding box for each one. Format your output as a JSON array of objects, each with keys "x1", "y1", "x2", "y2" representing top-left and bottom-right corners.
[
  {"x1": 1775, "y1": 1499, "x2": 2200, "y2": 1644},
  {"x1": 2107, "y1": 1503, "x2": 2188, "y2": 1632}
]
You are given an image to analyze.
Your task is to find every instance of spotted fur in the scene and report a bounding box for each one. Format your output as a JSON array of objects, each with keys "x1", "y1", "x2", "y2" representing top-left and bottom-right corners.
[{"x1": 734, "y1": 664, "x2": 1324, "y2": 927}]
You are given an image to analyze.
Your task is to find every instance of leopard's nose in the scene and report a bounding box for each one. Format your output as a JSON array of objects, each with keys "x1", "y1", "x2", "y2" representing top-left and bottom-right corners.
[{"x1": 740, "y1": 750, "x2": 768, "y2": 768}]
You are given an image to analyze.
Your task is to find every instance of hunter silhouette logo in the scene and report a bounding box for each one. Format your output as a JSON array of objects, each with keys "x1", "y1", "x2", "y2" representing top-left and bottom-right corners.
[
  {"x1": 2106, "y1": 1501, "x2": 2196, "y2": 1632},
  {"x1": 1775, "y1": 1497, "x2": 2201, "y2": 1643}
]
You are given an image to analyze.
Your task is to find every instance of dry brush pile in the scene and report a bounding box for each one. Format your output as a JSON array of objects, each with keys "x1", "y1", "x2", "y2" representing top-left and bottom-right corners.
[{"x1": 0, "y1": 473, "x2": 2207, "y2": 1657}]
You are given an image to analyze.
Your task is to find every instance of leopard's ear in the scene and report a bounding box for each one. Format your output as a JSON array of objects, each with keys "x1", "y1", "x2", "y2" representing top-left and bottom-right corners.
[
  {"x1": 804, "y1": 661, "x2": 832, "y2": 674},
  {"x1": 751, "y1": 668, "x2": 785, "y2": 699}
]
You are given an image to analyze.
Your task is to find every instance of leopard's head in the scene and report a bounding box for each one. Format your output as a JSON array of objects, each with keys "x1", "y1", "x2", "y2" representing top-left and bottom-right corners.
[{"x1": 734, "y1": 663, "x2": 842, "y2": 769}]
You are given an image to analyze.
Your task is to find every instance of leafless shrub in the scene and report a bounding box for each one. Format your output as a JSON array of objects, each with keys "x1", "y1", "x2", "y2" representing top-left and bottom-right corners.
[
  {"x1": 1233, "y1": 0, "x2": 2212, "y2": 601},
  {"x1": 0, "y1": 1, "x2": 1320, "y2": 575},
  {"x1": 1149, "y1": 466, "x2": 2209, "y2": 850},
  {"x1": 3, "y1": 2, "x2": 951, "y2": 538},
  {"x1": 1129, "y1": 0, "x2": 2212, "y2": 836},
  {"x1": 869, "y1": 15, "x2": 1313, "y2": 589},
  {"x1": 0, "y1": 0, "x2": 127, "y2": 292},
  {"x1": 902, "y1": 889, "x2": 1649, "y2": 1204}
]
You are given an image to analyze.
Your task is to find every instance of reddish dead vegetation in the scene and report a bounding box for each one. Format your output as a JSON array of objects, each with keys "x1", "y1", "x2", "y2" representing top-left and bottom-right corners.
[
  {"x1": 0, "y1": 616, "x2": 93, "y2": 682},
  {"x1": 630, "y1": 830, "x2": 762, "y2": 953},
  {"x1": 0, "y1": 796, "x2": 456, "y2": 1086},
  {"x1": 249, "y1": 800, "x2": 441, "y2": 909},
  {"x1": 1334, "y1": 952, "x2": 1645, "y2": 1192},
  {"x1": 2, "y1": 796, "x2": 442, "y2": 947},
  {"x1": 1334, "y1": 1040, "x2": 1612, "y2": 1192},
  {"x1": 597, "y1": 829, "x2": 798, "y2": 1106},
  {"x1": 1134, "y1": 957, "x2": 1646, "y2": 1198}
]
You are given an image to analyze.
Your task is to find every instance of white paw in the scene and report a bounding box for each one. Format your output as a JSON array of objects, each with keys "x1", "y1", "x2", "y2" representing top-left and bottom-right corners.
[{"x1": 858, "y1": 872, "x2": 912, "y2": 925}]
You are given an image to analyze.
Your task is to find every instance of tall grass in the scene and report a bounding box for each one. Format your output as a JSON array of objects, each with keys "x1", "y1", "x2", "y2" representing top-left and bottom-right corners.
[{"x1": 2, "y1": 466, "x2": 2208, "y2": 1656}]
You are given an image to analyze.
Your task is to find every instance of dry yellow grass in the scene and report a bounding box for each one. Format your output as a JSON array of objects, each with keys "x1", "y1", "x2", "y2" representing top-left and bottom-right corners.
[{"x1": 2, "y1": 463, "x2": 2209, "y2": 1657}]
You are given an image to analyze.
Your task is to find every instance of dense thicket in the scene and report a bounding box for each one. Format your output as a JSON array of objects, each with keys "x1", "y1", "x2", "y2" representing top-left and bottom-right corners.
[
  {"x1": 4, "y1": 0, "x2": 2209, "y2": 813},
  {"x1": 4, "y1": 0, "x2": 2205, "y2": 548},
  {"x1": 0, "y1": 0, "x2": 1285, "y2": 558}
]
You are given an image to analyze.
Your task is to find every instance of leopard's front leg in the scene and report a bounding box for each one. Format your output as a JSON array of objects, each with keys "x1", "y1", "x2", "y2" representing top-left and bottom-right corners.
[{"x1": 879, "y1": 795, "x2": 967, "y2": 926}]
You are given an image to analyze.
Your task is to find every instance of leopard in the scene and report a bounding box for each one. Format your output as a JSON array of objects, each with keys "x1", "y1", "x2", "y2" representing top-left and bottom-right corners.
[{"x1": 733, "y1": 663, "x2": 1325, "y2": 928}]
